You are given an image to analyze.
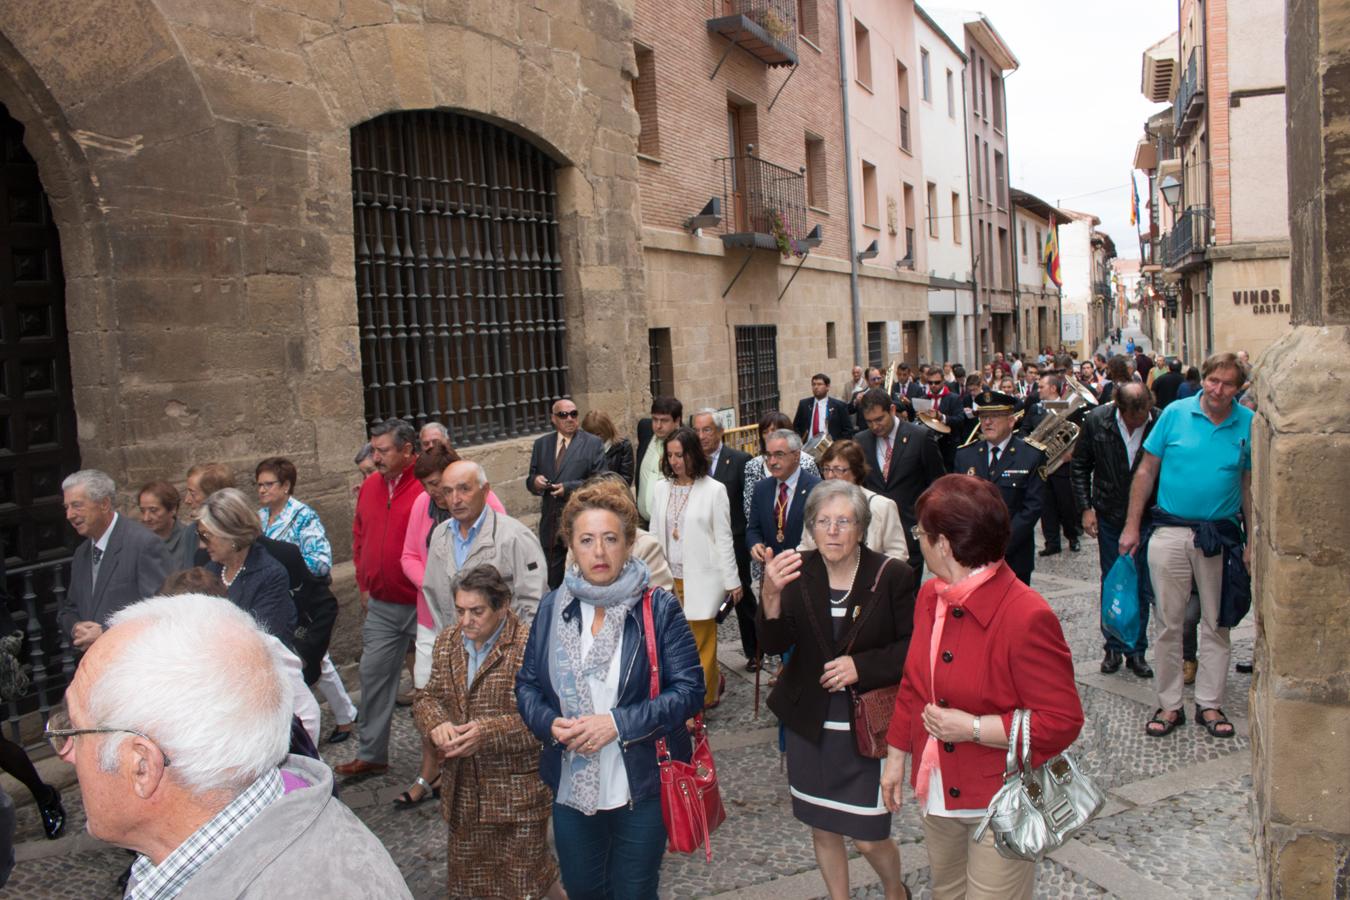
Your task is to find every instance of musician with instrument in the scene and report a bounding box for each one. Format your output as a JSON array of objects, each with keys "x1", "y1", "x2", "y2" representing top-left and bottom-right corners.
[
  {"x1": 888, "y1": 362, "x2": 924, "y2": 421},
  {"x1": 794, "y1": 373, "x2": 853, "y2": 448},
  {"x1": 953, "y1": 390, "x2": 1046, "y2": 586},
  {"x1": 914, "y1": 366, "x2": 966, "y2": 472},
  {"x1": 1020, "y1": 374, "x2": 1084, "y2": 556}
]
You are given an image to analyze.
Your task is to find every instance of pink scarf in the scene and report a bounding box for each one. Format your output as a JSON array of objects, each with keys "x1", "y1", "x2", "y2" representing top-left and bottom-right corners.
[{"x1": 913, "y1": 563, "x2": 1000, "y2": 806}]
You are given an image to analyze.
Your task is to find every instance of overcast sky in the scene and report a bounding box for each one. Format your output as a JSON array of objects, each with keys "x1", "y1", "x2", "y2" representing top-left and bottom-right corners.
[{"x1": 928, "y1": 1, "x2": 1175, "y2": 258}]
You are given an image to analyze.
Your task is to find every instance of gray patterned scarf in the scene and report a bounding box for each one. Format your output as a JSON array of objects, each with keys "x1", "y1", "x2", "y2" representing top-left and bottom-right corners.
[{"x1": 548, "y1": 557, "x2": 651, "y2": 814}]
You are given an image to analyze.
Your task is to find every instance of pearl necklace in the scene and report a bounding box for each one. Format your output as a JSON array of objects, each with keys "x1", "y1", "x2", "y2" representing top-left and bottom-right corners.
[
  {"x1": 828, "y1": 549, "x2": 862, "y2": 605},
  {"x1": 221, "y1": 562, "x2": 246, "y2": 588}
]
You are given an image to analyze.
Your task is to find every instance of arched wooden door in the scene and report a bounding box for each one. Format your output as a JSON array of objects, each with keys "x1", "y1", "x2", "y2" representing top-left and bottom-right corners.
[{"x1": 0, "y1": 103, "x2": 81, "y2": 568}]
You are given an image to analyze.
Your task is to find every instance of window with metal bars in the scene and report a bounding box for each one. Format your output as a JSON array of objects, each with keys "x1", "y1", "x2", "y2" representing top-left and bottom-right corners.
[
  {"x1": 867, "y1": 321, "x2": 885, "y2": 370},
  {"x1": 648, "y1": 328, "x2": 673, "y2": 400},
  {"x1": 350, "y1": 110, "x2": 567, "y2": 446},
  {"x1": 734, "y1": 325, "x2": 780, "y2": 426}
]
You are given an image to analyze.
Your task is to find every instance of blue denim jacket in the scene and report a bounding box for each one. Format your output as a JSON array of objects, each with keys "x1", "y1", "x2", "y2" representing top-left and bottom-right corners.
[
  {"x1": 515, "y1": 586, "x2": 704, "y2": 805},
  {"x1": 1150, "y1": 507, "x2": 1251, "y2": 628}
]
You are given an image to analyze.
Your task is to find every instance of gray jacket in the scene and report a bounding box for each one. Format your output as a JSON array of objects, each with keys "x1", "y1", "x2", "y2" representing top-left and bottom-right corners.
[
  {"x1": 423, "y1": 507, "x2": 547, "y2": 630},
  {"x1": 176, "y1": 755, "x2": 410, "y2": 899},
  {"x1": 60, "y1": 515, "x2": 172, "y2": 641}
]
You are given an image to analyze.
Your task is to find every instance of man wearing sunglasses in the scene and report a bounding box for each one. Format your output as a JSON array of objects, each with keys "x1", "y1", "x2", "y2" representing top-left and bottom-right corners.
[{"x1": 527, "y1": 398, "x2": 606, "y2": 588}]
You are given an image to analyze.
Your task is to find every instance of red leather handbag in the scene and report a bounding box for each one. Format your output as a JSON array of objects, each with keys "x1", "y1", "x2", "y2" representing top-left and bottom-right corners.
[{"x1": 642, "y1": 589, "x2": 726, "y2": 862}]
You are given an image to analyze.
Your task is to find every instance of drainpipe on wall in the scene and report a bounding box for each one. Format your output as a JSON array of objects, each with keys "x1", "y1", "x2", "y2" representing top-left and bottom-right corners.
[{"x1": 836, "y1": 0, "x2": 863, "y2": 365}]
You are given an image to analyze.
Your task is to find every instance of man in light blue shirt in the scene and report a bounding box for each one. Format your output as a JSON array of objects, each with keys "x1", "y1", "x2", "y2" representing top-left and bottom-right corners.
[{"x1": 1120, "y1": 353, "x2": 1252, "y2": 741}]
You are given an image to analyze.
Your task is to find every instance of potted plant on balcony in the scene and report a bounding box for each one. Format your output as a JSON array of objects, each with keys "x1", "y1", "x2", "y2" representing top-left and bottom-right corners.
[
  {"x1": 767, "y1": 208, "x2": 805, "y2": 259},
  {"x1": 761, "y1": 8, "x2": 789, "y2": 45}
]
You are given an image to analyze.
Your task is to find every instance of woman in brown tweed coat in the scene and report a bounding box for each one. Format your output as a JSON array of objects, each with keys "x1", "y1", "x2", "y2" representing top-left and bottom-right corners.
[{"x1": 413, "y1": 565, "x2": 561, "y2": 899}]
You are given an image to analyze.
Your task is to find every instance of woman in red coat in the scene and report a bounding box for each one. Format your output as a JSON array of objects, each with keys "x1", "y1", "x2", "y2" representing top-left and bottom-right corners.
[{"x1": 880, "y1": 474, "x2": 1083, "y2": 900}]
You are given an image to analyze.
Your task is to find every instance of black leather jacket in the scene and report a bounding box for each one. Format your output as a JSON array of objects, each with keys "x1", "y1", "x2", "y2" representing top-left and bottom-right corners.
[{"x1": 1070, "y1": 403, "x2": 1159, "y2": 527}]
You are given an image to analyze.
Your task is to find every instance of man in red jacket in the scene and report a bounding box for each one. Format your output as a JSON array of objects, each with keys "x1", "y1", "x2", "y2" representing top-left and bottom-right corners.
[{"x1": 335, "y1": 419, "x2": 425, "y2": 777}]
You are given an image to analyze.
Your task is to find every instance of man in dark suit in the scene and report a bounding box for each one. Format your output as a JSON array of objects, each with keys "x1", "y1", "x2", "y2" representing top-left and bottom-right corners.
[
  {"x1": 59, "y1": 469, "x2": 172, "y2": 652},
  {"x1": 889, "y1": 362, "x2": 925, "y2": 421},
  {"x1": 692, "y1": 409, "x2": 758, "y2": 669},
  {"x1": 849, "y1": 367, "x2": 885, "y2": 431},
  {"x1": 954, "y1": 390, "x2": 1047, "y2": 585},
  {"x1": 527, "y1": 398, "x2": 606, "y2": 588},
  {"x1": 793, "y1": 373, "x2": 852, "y2": 445},
  {"x1": 633, "y1": 396, "x2": 682, "y2": 527},
  {"x1": 747, "y1": 429, "x2": 821, "y2": 565},
  {"x1": 851, "y1": 388, "x2": 945, "y2": 576}
]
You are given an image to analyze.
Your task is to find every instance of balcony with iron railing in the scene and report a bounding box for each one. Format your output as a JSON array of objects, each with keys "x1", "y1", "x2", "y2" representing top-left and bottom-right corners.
[
  {"x1": 1174, "y1": 48, "x2": 1205, "y2": 138},
  {"x1": 903, "y1": 227, "x2": 915, "y2": 266},
  {"x1": 716, "y1": 152, "x2": 810, "y2": 254},
  {"x1": 707, "y1": 0, "x2": 798, "y2": 68},
  {"x1": 1163, "y1": 206, "x2": 1210, "y2": 271},
  {"x1": 1093, "y1": 279, "x2": 1112, "y2": 300}
]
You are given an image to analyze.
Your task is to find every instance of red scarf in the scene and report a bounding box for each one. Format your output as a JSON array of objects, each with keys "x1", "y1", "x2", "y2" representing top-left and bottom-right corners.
[{"x1": 926, "y1": 384, "x2": 950, "y2": 400}]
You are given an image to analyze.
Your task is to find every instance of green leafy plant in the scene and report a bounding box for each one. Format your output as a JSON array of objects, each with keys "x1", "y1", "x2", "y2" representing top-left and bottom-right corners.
[{"x1": 767, "y1": 208, "x2": 805, "y2": 259}]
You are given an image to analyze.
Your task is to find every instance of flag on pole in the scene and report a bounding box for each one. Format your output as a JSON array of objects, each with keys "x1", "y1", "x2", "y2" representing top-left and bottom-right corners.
[
  {"x1": 1130, "y1": 174, "x2": 1140, "y2": 226},
  {"x1": 1044, "y1": 214, "x2": 1062, "y2": 288}
]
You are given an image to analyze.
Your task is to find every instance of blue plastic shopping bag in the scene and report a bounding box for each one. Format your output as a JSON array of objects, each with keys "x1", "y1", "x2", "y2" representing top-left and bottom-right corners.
[{"x1": 1102, "y1": 555, "x2": 1141, "y2": 649}]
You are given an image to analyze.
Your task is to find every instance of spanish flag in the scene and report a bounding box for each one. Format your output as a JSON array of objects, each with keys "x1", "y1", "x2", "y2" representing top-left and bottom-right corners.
[
  {"x1": 1044, "y1": 215, "x2": 1062, "y2": 288},
  {"x1": 1130, "y1": 174, "x2": 1140, "y2": 226}
]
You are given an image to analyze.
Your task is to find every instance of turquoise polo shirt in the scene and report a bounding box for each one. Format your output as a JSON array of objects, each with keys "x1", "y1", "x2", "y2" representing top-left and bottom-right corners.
[{"x1": 1143, "y1": 395, "x2": 1252, "y2": 521}]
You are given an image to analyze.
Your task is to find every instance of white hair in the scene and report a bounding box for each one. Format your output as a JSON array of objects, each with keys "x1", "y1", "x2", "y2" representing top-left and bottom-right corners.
[
  {"x1": 62, "y1": 469, "x2": 117, "y2": 503},
  {"x1": 420, "y1": 421, "x2": 450, "y2": 440},
  {"x1": 468, "y1": 460, "x2": 489, "y2": 487},
  {"x1": 766, "y1": 428, "x2": 802, "y2": 452},
  {"x1": 90, "y1": 594, "x2": 293, "y2": 795}
]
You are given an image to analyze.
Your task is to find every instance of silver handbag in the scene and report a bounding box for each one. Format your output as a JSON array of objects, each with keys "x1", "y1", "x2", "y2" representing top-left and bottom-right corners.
[{"x1": 973, "y1": 709, "x2": 1104, "y2": 861}]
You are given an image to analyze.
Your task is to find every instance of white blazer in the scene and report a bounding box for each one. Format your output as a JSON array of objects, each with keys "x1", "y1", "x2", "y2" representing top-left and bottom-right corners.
[
  {"x1": 649, "y1": 476, "x2": 741, "y2": 620},
  {"x1": 799, "y1": 486, "x2": 909, "y2": 562}
]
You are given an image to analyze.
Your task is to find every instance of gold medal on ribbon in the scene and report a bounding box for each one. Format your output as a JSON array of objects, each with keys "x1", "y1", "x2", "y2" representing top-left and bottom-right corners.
[{"x1": 776, "y1": 530, "x2": 785, "y2": 543}]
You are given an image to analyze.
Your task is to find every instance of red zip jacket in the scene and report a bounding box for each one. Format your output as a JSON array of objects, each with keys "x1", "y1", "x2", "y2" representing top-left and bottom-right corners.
[{"x1": 352, "y1": 468, "x2": 425, "y2": 605}]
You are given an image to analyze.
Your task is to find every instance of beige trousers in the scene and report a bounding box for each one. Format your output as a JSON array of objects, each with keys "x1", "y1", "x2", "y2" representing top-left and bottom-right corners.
[
  {"x1": 922, "y1": 814, "x2": 1035, "y2": 900},
  {"x1": 1147, "y1": 526, "x2": 1229, "y2": 711}
]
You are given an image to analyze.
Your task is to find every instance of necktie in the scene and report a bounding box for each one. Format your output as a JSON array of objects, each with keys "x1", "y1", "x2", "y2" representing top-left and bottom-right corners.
[
  {"x1": 554, "y1": 436, "x2": 568, "y2": 474},
  {"x1": 774, "y1": 481, "x2": 789, "y2": 543},
  {"x1": 91, "y1": 545, "x2": 104, "y2": 589},
  {"x1": 883, "y1": 437, "x2": 894, "y2": 480},
  {"x1": 812, "y1": 402, "x2": 822, "y2": 436},
  {"x1": 990, "y1": 445, "x2": 1001, "y2": 473}
]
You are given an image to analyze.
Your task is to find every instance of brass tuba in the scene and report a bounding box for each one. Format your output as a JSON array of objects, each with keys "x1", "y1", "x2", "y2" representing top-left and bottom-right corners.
[{"x1": 1023, "y1": 376, "x2": 1097, "y2": 478}]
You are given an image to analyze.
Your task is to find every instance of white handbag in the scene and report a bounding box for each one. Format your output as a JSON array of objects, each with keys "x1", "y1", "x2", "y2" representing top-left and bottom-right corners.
[{"x1": 973, "y1": 709, "x2": 1104, "y2": 861}]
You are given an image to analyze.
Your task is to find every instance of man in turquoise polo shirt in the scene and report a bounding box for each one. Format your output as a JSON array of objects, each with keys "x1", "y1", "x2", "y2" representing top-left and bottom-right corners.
[{"x1": 1120, "y1": 352, "x2": 1252, "y2": 741}]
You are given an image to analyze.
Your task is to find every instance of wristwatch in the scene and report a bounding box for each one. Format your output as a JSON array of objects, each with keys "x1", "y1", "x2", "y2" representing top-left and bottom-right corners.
[{"x1": 972, "y1": 715, "x2": 982, "y2": 743}]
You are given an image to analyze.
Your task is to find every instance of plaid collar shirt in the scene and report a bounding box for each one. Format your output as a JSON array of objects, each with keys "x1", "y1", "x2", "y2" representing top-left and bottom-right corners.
[{"x1": 128, "y1": 768, "x2": 283, "y2": 900}]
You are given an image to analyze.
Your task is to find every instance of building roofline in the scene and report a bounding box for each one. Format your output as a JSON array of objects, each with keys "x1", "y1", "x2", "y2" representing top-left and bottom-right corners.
[
  {"x1": 915, "y1": 4, "x2": 968, "y2": 62},
  {"x1": 1010, "y1": 187, "x2": 1069, "y2": 223},
  {"x1": 968, "y1": 15, "x2": 1019, "y2": 71}
]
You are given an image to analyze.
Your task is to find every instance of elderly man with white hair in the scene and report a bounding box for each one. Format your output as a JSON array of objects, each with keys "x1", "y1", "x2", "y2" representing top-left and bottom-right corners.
[
  {"x1": 420, "y1": 421, "x2": 451, "y2": 453},
  {"x1": 48, "y1": 593, "x2": 411, "y2": 897},
  {"x1": 60, "y1": 469, "x2": 172, "y2": 651}
]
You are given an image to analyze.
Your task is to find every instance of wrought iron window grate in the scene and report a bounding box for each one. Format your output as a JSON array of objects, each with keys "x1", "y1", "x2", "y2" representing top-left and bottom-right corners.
[
  {"x1": 351, "y1": 111, "x2": 568, "y2": 446},
  {"x1": 735, "y1": 325, "x2": 780, "y2": 426}
]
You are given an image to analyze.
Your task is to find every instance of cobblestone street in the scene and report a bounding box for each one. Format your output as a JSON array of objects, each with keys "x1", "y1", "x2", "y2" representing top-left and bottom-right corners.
[{"x1": 2, "y1": 533, "x2": 1258, "y2": 899}]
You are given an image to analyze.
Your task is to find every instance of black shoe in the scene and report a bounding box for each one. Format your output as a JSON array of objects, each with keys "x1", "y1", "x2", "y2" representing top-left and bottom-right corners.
[
  {"x1": 1069, "y1": 538, "x2": 1081, "y2": 552},
  {"x1": 1236, "y1": 661, "x2": 1254, "y2": 674},
  {"x1": 1125, "y1": 654, "x2": 1154, "y2": 678},
  {"x1": 744, "y1": 658, "x2": 760, "y2": 673},
  {"x1": 1100, "y1": 649, "x2": 1122, "y2": 674},
  {"x1": 1039, "y1": 546, "x2": 1062, "y2": 557},
  {"x1": 326, "y1": 725, "x2": 354, "y2": 745},
  {"x1": 37, "y1": 785, "x2": 65, "y2": 840}
]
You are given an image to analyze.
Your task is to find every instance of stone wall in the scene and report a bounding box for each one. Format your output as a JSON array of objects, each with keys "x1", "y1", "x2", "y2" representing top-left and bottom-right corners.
[
  {"x1": 1250, "y1": 0, "x2": 1350, "y2": 894},
  {"x1": 0, "y1": 0, "x2": 646, "y2": 659}
]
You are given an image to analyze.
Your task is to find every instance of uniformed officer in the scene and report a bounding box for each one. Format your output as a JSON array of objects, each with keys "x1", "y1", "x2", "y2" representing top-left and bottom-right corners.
[{"x1": 954, "y1": 390, "x2": 1046, "y2": 585}]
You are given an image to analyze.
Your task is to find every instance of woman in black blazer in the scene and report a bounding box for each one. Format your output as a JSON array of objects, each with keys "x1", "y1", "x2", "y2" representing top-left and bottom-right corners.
[
  {"x1": 582, "y1": 410, "x2": 635, "y2": 486},
  {"x1": 758, "y1": 480, "x2": 917, "y2": 900}
]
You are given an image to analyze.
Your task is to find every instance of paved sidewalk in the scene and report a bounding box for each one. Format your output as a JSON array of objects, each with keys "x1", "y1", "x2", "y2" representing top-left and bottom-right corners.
[{"x1": 1, "y1": 534, "x2": 1258, "y2": 898}]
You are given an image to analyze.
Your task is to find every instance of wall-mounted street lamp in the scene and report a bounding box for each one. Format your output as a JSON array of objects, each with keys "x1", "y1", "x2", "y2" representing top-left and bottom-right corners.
[{"x1": 684, "y1": 197, "x2": 722, "y2": 233}]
